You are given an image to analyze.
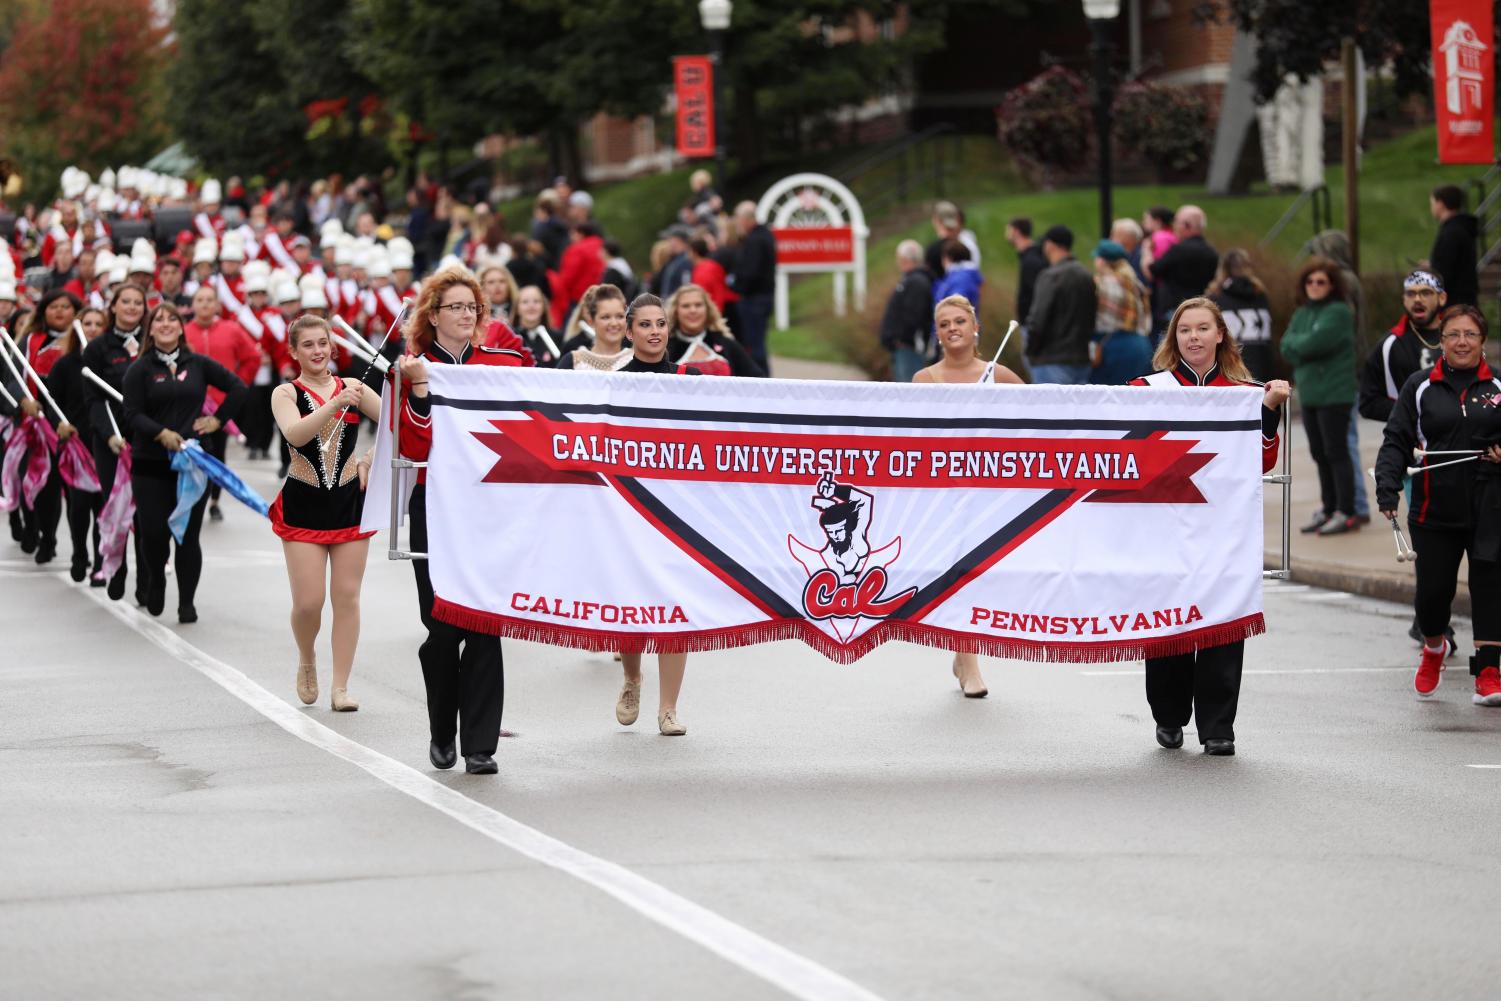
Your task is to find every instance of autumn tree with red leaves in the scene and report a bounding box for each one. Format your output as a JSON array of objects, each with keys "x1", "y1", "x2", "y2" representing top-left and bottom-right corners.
[{"x1": 0, "y1": 0, "x2": 171, "y2": 197}]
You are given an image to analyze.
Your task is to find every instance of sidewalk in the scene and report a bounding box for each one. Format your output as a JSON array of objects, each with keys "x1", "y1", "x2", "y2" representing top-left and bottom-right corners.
[{"x1": 1264, "y1": 412, "x2": 1464, "y2": 614}]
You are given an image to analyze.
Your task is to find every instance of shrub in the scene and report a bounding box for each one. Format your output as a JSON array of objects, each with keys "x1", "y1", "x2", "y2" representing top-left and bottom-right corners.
[
  {"x1": 994, "y1": 67, "x2": 1094, "y2": 180},
  {"x1": 1112, "y1": 82, "x2": 1211, "y2": 178}
]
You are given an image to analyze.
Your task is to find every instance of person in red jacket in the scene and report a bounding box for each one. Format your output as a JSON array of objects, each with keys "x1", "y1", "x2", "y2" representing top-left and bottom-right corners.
[
  {"x1": 1129, "y1": 296, "x2": 1290, "y2": 757},
  {"x1": 185, "y1": 284, "x2": 261, "y2": 521},
  {"x1": 688, "y1": 237, "x2": 730, "y2": 312},
  {"x1": 397, "y1": 266, "x2": 524, "y2": 776},
  {"x1": 556, "y1": 221, "x2": 606, "y2": 324}
]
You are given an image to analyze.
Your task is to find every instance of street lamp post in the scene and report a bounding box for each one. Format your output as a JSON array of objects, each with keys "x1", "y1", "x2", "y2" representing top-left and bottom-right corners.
[
  {"x1": 698, "y1": 0, "x2": 733, "y2": 194},
  {"x1": 1084, "y1": 0, "x2": 1120, "y2": 239}
]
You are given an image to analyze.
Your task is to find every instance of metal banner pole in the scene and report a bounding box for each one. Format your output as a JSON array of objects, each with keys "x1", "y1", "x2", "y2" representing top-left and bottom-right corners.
[{"x1": 1262, "y1": 404, "x2": 1292, "y2": 580}]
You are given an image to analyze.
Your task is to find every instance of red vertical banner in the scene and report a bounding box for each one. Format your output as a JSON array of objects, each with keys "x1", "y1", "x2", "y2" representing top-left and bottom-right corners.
[
  {"x1": 673, "y1": 56, "x2": 715, "y2": 159},
  {"x1": 1431, "y1": 0, "x2": 1495, "y2": 164}
]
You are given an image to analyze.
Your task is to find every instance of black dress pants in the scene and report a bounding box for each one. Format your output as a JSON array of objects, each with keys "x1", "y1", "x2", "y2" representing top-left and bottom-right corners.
[
  {"x1": 201, "y1": 428, "x2": 227, "y2": 504},
  {"x1": 132, "y1": 465, "x2": 207, "y2": 614},
  {"x1": 1145, "y1": 640, "x2": 1244, "y2": 743},
  {"x1": 1302, "y1": 404, "x2": 1354, "y2": 516},
  {"x1": 63, "y1": 481, "x2": 101, "y2": 573},
  {"x1": 409, "y1": 485, "x2": 504, "y2": 755}
]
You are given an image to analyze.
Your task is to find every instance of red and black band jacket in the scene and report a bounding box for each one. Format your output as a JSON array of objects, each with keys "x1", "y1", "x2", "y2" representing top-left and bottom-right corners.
[{"x1": 1129, "y1": 360, "x2": 1281, "y2": 474}]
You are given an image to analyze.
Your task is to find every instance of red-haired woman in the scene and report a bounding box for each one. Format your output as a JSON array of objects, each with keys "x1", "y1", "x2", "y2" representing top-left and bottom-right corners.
[
  {"x1": 1130, "y1": 297, "x2": 1289, "y2": 756},
  {"x1": 398, "y1": 266, "x2": 525, "y2": 775}
]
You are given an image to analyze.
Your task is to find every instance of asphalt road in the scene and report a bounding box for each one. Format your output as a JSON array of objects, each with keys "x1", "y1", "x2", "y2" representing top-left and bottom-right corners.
[{"x1": 4, "y1": 447, "x2": 1501, "y2": 1001}]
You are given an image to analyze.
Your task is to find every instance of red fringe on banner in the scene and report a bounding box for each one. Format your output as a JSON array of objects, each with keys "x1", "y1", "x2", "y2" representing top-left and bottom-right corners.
[{"x1": 431, "y1": 597, "x2": 1266, "y2": 666}]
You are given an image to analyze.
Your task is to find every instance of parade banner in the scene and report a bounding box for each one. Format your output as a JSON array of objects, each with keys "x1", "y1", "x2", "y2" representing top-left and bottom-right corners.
[
  {"x1": 672, "y1": 56, "x2": 715, "y2": 158},
  {"x1": 1431, "y1": 0, "x2": 1495, "y2": 164},
  {"x1": 384, "y1": 368, "x2": 1267, "y2": 664}
]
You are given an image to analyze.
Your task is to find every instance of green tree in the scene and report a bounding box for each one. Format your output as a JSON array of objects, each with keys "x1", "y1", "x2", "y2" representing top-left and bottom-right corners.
[{"x1": 166, "y1": 0, "x2": 305, "y2": 178}]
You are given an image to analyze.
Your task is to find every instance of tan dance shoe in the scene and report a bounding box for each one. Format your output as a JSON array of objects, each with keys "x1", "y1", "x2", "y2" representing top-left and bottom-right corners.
[
  {"x1": 953, "y1": 658, "x2": 988, "y2": 699},
  {"x1": 657, "y1": 708, "x2": 687, "y2": 736},
  {"x1": 296, "y1": 662, "x2": 318, "y2": 705},
  {"x1": 616, "y1": 679, "x2": 641, "y2": 726},
  {"x1": 330, "y1": 687, "x2": 359, "y2": 712}
]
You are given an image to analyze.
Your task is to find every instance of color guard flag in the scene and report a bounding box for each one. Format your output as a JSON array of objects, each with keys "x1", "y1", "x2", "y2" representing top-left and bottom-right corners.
[
  {"x1": 368, "y1": 369, "x2": 1268, "y2": 664},
  {"x1": 1431, "y1": 0, "x2": 1496, "y2": 164}
]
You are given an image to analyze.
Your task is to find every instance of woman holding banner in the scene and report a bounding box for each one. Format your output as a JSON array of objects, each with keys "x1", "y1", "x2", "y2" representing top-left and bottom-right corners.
[
  {"x1": 82, "y1": 284, "x2": 147, "y2": 600},
  {"x1": 270, "y1": 315, "x2": 381, "y2": 712},
  {"x1": 121, "y1": 303, "x2": 248, "y2": 622},
  {"x1": 397, "y1": 266, "x2": 525, "y2": 775},
  {"x1": 1130, "y1": 297, "x2": 1289, "y2": 756},
  {"x1": 664, "y1": 283, "x2": 764, "y2": 377},
  {"x1": 914, "y1": 295, "x2": 1024, "y2": 699}
]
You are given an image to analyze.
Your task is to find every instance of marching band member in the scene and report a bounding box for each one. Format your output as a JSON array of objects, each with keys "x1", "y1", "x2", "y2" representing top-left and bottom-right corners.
[
  {"x1": 122, "y1": 304, "x2": 248, "y2": 621},
  {"x1": 184, "y1": 284, "x2": 260, "y2": 521},
  {"x1": 912, "y1": 294, "x2": 1025, "y2": 697},
  {"x1": 270, "y1": 315, "x2": 381, "y2": 712},
  {"x1": 510, "y1": 285, "x2": 563, "y2": 364},
  {"x1": 397, "y1": 266, "x2": 525, "y2": 775},
  {"x1": 612, "y1": 293, "x2": 699, "y2": 736},
  {"x1": 664, "y1": 283, "x2": 765, "y2": 377},
  {"x1": 214, "y1": 233, "x2": 248, "y2": 320},
  {"x1": 1374, "y1": 305, "x2": 1501, "y2": 705},
  {"x1": 186, "y1": 238, "x2": 217, "y2": 297},
  {"x1": 555, "y1": 284, "x2": 629, "y2": 371},
  {"x1": 1130, "y1": 297, "x2": 1289, "y2": 755},
  {"x1": 81, "y1": 284, "x2": 147, "y2": 599},
  {"x1": 49, "y1": 304, "x2": 107, "y2": 582},
  {"x1": 2, "y1": 289, "x2": 84, "y2": 564},
  {"x1": 194, "y1": 179, "x2": 227, "y2": 241}
]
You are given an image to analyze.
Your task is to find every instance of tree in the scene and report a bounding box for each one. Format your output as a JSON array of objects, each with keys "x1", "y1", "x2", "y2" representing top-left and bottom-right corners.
[
  {"x1": 1212, "y1": 1, "x2": 1487, "y2": 102},
  {"x1": 0, "y1": 0, "x2": 171, "y2": 194},
  {"x1": 166, "y1": 0, "x2": 306, "y2": 178}
]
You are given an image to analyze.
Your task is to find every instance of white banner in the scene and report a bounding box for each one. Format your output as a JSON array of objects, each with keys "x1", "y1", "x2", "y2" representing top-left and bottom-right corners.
[{"x1": 372, "y1": 368, "x2": 1266, "y2": 664}]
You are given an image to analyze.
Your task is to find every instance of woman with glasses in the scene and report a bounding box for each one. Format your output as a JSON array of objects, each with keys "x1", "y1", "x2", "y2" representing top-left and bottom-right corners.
[
  {"x1": 397, "y1": 266, "x2": 526, "y2": 775},
  {"x1": 1281, "y1": 257, "x2": 1358, "y2": 536},
  {"x1": 1375, "y1": 305, "x2": 1501, "y2": 704}
]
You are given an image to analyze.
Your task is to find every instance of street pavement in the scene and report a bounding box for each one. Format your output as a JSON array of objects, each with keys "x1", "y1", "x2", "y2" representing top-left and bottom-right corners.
[{"x1": 5, "y1": 429, "x2": 1501, "y2": 1001}]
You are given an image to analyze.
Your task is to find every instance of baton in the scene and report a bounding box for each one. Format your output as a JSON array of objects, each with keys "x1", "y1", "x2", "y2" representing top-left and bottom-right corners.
[
  {"x1": 337, "y1": 298, "x2": 410, "y2": 421},
  {"x1": 81, "y1": 366, "x2": 125, "y2": 439},
  {"x1": 1414, "y1": 448, "x2": 1483, "y2": 458},
  {"x1": 1406, "y1": 454, "x2": 1481, "y2": 475},
  {"x1": 332, "y1": 332, "x2": 390, "y2": 373},
  {"x1": 333, "y1": 315, "x2": 377, "y2": 353},
  {"x1": 1367, "y1": 467, "x2": 1417, "y2": 563},
  {"x1": 0, "y1": 328, "x2": 70, "y2": 427},
  {"x1": 978, "y1": 320, "x2": 1020, "y2": 384}
]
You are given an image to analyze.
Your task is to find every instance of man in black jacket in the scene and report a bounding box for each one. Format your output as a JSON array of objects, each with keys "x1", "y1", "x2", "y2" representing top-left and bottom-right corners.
[
  {"x1": 1025, "y1": 225, "x2": 1096, "y2": 384},
  {"x1": 1007, "y1": 217, "x2": 1047, "y2": 334},
  {"x1": 730, "y1": 201, "x2": 776, "y2": 373},
  {"x1": 879, "y1": 240, "x2": 932, "y2": 381},
  {"x1": 1146, "y1": 205, "x2": 1218, "y2": 327},
  {"x1": 1429, "y1": 185, "x2": 1478, "y2": 306}
]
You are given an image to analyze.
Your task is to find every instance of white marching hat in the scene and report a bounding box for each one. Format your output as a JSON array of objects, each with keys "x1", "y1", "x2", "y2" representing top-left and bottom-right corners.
[
  {"x1": 0, "y1": 281, "x2": 17, "y2": 302},
  {"x1": 60, "y1": 166, "x2": 90, "y2": 199},
  {"x1": 334, "y1": 235, "x2": 356, "y2": 266},
  {"x1": 274, "y1": 266, "x2": 302, "y2": 303},
  {"x1": 97, "y1": 189, "x2": 118, "y2": 214},
  {"x1": 128, "y1": 251, "x2": 156, "y2": 276},
  {"x1": 99, "y1": 167, "x2": 117, "y2": 191},
  {"x1": 366, "y1": 247, "x2": 392, "y2": 279},
  {"x1": 108, "y1": 260, "x2": 129, "y2": 285},
  {"x1": 117, "y1": 166, "x2": 138, "y2": 190},
  {"x1": 298, "y1": 272, "x2": 328, "y2": 310},
  {"x1": 319, "y1": 218, "x2": 344, "y2": 247},
  {"x1": 218, "y1": 232, "x2": 245, "y2": 262},
  {"x1": 200, "y1": 178, "x2": 222, "y2": 205},
  {"x1": 131, "y1": 238, "x2": 156, "y2": 262},
  {"x1": 243, "y1": 260, "x2": 272, "y2": 293},
  {"x1": 386, "y1": 236, "x2": 414, "y2": 257},
  {"x1": 192, "y1": 237, "x2": 218, "y2": 266},
  {"x1": 437, "y1": 254, "x2": 465, "y2": 272},
  {"x1": 94, "y1": 250, "x2": 116, "y2": 277}
]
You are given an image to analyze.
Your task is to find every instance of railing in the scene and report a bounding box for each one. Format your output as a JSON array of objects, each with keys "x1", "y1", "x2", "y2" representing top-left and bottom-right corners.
[
  {"x1": 833, "y1": 123, "x2": 962, "y2": 217},
  {"x1": 1259, "y1": 184, "x2": 1332, "y2": 248},
  {"x1": 1468, "y1": 162, "x2": 1501, "y2": 268}
]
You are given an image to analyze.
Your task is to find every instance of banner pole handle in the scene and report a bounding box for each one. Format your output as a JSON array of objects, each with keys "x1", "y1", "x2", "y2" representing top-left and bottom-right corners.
[
  {"x1": 389, "y1": 354, "x2": 403, "y2": 562},
  {"x1": 1280, "y1": 403, "x2": 1291, "y2": 579}
]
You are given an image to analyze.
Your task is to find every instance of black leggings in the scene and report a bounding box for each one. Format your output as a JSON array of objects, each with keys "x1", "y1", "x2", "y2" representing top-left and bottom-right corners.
[
  {"x1": 1410, "y1": 522, "x2": 1501, "y2": 654},
  {"x1": 132, "y1": 466, "x2": 208, "y2": 613},
  {"x1": 63, "y1": 482, "x2": 101, "y2": 572},
  {"x1": 242, "y1": 385, "x2": 275, "y2": 453},
  {"x1": 409, "y1": 485, "x2": 504, "y2": 755},
  {"x1": 24, "y1": 462, "x2": 63, "y2": 553},
  {"x1": 1302, "y1": 404, "x2": 1354, "y2": 516},
  {"x1": 201, "y1": 429, "x2": 227, "y2": 503}
]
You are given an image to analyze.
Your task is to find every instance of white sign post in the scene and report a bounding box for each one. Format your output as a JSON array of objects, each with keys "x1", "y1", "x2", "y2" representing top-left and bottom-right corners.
[{"x1": 755, "y1": 173, "x2": 868, "y2": 331}]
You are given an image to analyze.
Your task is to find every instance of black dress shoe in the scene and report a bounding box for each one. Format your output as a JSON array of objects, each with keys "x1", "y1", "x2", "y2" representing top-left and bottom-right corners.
[
  {"x1": 19, "y1": 525, "x2": 37, "y2": 552},
  {"x1": 1204, "y1": 739, "x2": 1236, "y2": 756},
  {"x1": 107, "y1": 571, "x2": 126, "y2": 600},
  {"x1": 1155, "y1": 725, "x2": 1184, "y2": 749},
  {"x1": 70, "y1": 560, "x2": 88, "y2": 582},
  {"x1": 209, "y1": 505, "x2": 223, "y2": 523},
  {"x1": 429, "y1": 741, "x2": 457, "y2": 770},
  {"x1": 35, "y1": 543, "x2": 55, "y2": 565},
  {"x1": 178, "y1": 606, "x2": 198, "y2": 624},
  {"x1": 464, "y1": 753, "x2": 498, "y2": 775},
  {"x1": 145, "y1": 582, "x2": 166, "y2": 617}
]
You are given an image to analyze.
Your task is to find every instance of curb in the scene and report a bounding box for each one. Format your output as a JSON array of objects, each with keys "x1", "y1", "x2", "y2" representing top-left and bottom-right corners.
[{"x1": 1264, "y1": 553, "x2": 1472, "y2": 617}]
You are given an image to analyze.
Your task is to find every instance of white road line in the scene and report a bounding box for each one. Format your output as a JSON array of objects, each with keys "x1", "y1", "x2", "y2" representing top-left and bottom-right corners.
[
  {"x1": 1081, "y1": 666, "x2": 1412, "y2": 677},
  {"x1": 76, "y1": 582, "x2": 883, "y2": 1001},
  {"x1": 1468, "y1": 764, "x2": 1501, "y2": 770}
]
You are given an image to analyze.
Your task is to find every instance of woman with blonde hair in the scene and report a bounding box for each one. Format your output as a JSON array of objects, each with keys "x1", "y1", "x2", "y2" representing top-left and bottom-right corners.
[
  {"x1": 915, "y1": 294, "x2": 1023, "y2": 697},
  {"x1": 557, "y1": 284, "x2": 630, "y2": 368},
  {"x1": 396, "y1": 266, "x2": 526, "y2": 774},
  {"x1": 664, "y1": 282, "x2": 764, "y2": 377},
  {"x1": 1130, "y1": 296, "x2": 1289, "y2": 756}
]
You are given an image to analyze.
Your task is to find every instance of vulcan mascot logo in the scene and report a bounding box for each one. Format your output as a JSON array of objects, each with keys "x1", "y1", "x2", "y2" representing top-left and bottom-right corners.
[{"x1": 788, "y1": 473, "x2": 917, "y2": 639}]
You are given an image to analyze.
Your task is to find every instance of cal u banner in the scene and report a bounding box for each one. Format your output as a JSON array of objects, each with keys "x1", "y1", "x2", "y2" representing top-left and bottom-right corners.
[{"x1": 391, "y1": 368, "x2": 1266, "y2": 664}]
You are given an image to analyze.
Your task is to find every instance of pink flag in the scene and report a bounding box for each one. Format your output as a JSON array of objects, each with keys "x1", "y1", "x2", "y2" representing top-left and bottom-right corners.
[
  {"x1": 0, "y1": 416, "x2": 57, "y2": 513},
  {"x1": 96, "y1": 446, "x2": 134, "y2": 581},
  {"x1": 58, "y1": 435, "x2": 100, "y2": 492}
]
